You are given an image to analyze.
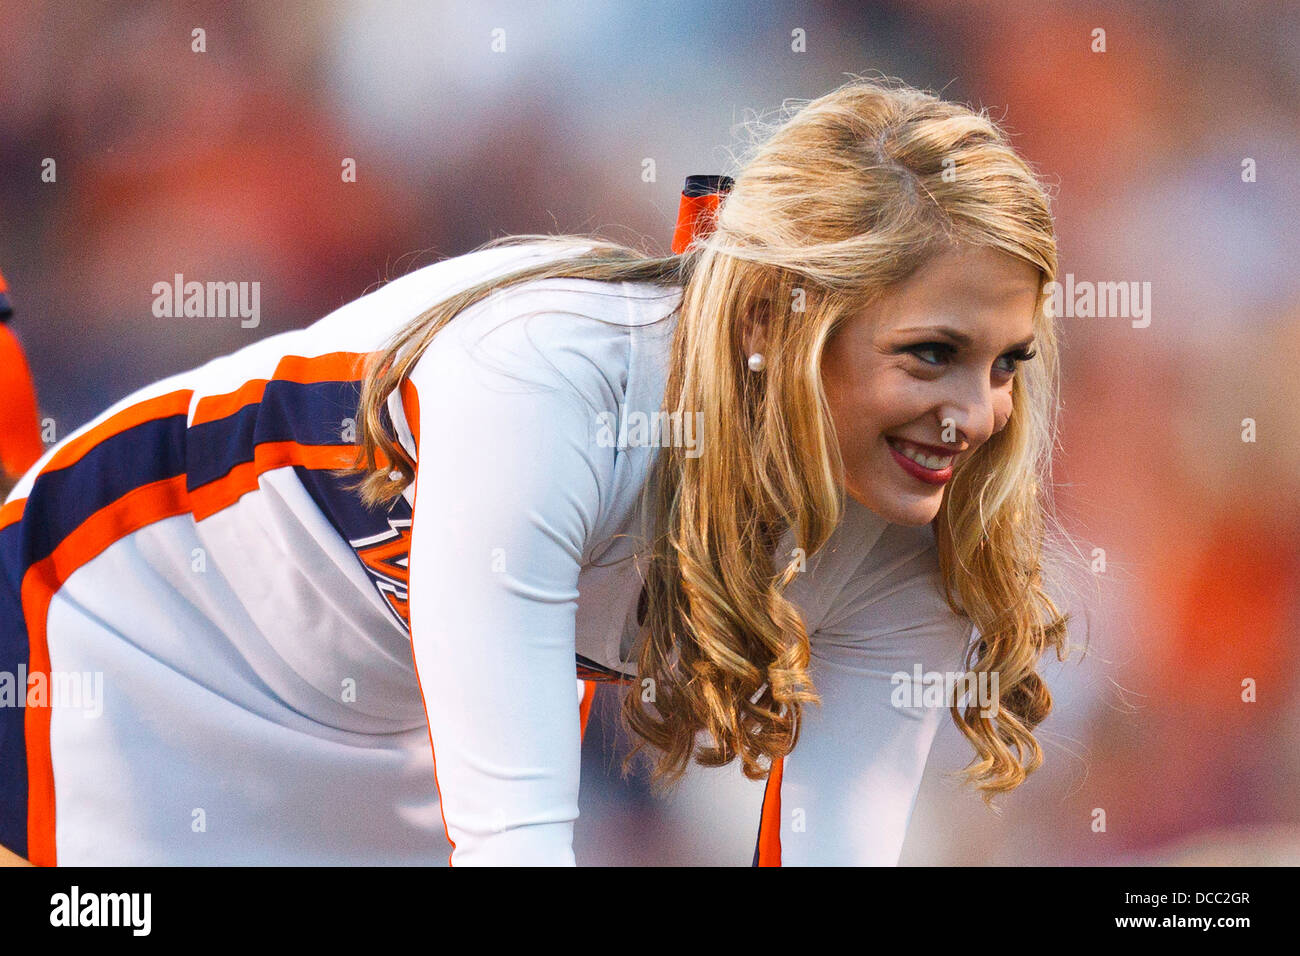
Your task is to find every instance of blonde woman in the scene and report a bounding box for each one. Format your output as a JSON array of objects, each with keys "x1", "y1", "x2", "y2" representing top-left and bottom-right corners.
[{"x1": 0, "y1": 75, "x2": 1068, "y2": 866}]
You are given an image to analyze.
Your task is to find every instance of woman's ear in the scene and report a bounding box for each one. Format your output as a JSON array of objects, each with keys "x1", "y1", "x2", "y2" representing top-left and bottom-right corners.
[{"x1": 739, "y1": 305, "x2": 769, "y2": 359}]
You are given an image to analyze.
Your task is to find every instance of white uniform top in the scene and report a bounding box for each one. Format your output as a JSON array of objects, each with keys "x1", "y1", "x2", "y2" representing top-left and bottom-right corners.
[{"x1": 0, "y1": 241, "x2": 973, "y2": 866}]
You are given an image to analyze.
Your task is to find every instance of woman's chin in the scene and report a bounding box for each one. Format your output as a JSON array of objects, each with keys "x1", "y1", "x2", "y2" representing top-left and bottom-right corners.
[
  {"x1": 884, "y1": 503, "x2": 941, "y2": 527},
  {"x1": 844, "y1": 482, "x2": 942, "y2": 527}
]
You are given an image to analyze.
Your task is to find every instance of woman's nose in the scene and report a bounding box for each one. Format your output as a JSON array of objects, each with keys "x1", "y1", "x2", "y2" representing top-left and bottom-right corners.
[{"x1": 937, "y1": 378, "x2": 997, "y2": 448}]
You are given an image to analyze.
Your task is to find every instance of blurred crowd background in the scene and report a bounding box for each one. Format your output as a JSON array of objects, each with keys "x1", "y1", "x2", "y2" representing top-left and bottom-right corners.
[{"x1": 2, "y1": 0, "x2": 1297, "y2": 864}]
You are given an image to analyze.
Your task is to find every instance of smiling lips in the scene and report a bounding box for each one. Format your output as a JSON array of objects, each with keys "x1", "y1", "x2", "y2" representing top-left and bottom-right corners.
[{"x1": 886, "y1": 436, "x2": 958, "y2": 485}]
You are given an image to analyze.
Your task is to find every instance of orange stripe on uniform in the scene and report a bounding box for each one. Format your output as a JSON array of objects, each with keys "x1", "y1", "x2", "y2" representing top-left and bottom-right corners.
[
  {"x1": 16, "y1": 389, "x2": 196, "y2": 864},
  {"x1": 14, "y1": 360, "x2": 406, "y2": 863},
  {"x1": 21, "y1": 472, "x2": 192, "y2": 866},
  {"x1": 398, "y1": 379, "x2": 420, "y2": 450},
  {"x1": 42, "y1": 391, "x2": 192, "y2": 476},
  {"x1": 273, "y1": 352, "x2": 369, "y2": 384},
  {"x1": 755, "y1": 755, "x2": 783, "y2": 866},
  {"x1": 192, "y1": 352, "x2": 370, "y2": 426},
  {"x1": 397, "y1": 441, "x2": 458, "y2": 865},
  {"x1": 191, "y1": 378, "x2": 267, "y2": 427},
  {"x1": 578, "y1": 680, "x2": 596, "y2": 741},
  {"x1": 0, "y1": 497, "x2": 25, "y2": 533},
  {"x1": 188, "y1": 440, "x2": 383, "y2": 521}
]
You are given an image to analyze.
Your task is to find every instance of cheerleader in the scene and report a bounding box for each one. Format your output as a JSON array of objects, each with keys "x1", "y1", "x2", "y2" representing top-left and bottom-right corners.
[{"x1": 1, "y1": 75, "x2": 1068, "y2": 866}]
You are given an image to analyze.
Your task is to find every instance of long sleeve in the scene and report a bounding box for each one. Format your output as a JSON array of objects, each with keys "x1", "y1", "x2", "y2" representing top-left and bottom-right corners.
[
  {"x1": 400, "y1": 288, "x2": 625, "y2": 865},
  {"x1": 776, "y1": 523, "x2": 975, "y2": 865}
]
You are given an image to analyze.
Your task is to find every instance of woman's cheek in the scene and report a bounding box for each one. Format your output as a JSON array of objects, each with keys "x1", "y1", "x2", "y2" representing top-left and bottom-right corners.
[{"x1": 993, "y1": 391, "x2": 1014, "y2": 434}]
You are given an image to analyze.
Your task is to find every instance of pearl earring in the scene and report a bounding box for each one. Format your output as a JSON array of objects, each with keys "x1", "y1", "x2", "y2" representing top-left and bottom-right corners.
[{"x1": 747, "y1": 352, "x2": 766, "y2": 372}]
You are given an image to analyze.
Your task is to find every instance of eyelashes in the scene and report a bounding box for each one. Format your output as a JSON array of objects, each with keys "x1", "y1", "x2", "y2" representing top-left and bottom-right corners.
[
  {"x1": 903, "y1": 342, "x2": 1037, "y2": 374},
  {"x1": 1001, "y1": 346, "x2": 1037, "y2": 372},
  {"x1": 904, "y1": 343, "x2": 956, "y2": 365}
]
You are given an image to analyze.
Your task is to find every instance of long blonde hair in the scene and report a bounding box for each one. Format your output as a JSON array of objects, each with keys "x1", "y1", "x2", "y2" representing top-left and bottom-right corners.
[{"x1": 352, "y1": 73, "x2": 1072, "y2": 803}]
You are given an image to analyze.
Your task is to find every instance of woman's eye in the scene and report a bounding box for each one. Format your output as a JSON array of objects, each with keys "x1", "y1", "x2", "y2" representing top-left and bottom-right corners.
[
  {"x1": 994, "y1": 348, "x2": 1037, "y2": 377},
  {"x1": 903, "y1": 342, "x2": 1038, "y2": 376},
  {"x1": 905, "y1": 343, "x2": 952, "y2": 366}
]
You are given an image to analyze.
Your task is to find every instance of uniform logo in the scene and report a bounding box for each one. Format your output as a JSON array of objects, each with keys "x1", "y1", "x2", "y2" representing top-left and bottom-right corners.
[
  {"x1": 349, "y1": 518, "x2": 412, "y2": 629},
  {"x1": 346, "y1": 514, "x2": 637, "y2": 684}
]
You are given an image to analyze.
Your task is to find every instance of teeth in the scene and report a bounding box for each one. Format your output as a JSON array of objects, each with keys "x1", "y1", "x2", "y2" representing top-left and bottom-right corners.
[{"x1": 891, "y1": 439, "x2": 953, "y2": 471}]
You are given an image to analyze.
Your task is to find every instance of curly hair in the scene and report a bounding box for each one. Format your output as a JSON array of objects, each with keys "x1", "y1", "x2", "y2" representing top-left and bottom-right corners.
[{"x1": 350, "y1": 73, "x2": 1072, "y2": 803}]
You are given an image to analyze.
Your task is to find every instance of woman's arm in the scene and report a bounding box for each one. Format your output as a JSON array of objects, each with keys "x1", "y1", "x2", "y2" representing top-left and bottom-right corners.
[
  {"x1": 399, "y1": 290, "x2": 624, "y2": 866},
  {"x1": 774, "y1": 525, "x2": 974, "y2": 865}
]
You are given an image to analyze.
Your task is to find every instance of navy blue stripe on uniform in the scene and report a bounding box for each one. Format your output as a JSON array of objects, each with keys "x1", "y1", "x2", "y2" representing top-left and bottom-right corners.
[
  {"x1": 0, "y1": 409, "x2": 189, "y2": 858},
  {"x1": 184, "y1": 376, "x2": 389, "y2": 541},
  {"x1": 185, "y1": 377, "x2": 418, "y2": 631},
  {"x1": 21, "y1": 414, "x2": 188, "y2": 569},
  {"x1": 255, "y1": 378, "x2": 363, "y2": 445},
  {"x1": 187, "y1": 379, "x2": 363, "y2": 490},
  {"x1": 0, "y1": 518, "x2": 29, "y2": 858},
  {"x1": 0, "y1": 377, "x2": 370, "y2": 859},
  {"x1": 574, "y1": 654, "x2": 634, "y2": 683}
]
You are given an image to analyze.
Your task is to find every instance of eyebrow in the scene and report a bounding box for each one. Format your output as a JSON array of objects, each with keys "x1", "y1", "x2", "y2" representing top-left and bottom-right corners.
[{"x1": 896, "y1": 325, "x2": 1036, "y2": 353}]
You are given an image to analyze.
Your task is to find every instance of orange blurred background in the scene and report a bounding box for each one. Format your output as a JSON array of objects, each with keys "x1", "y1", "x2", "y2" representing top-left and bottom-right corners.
[{"x1": 2, "y1": 0, "x2": 1297, "y2": 864}]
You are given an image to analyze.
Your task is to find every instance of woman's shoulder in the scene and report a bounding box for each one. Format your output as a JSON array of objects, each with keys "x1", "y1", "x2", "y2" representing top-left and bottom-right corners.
[{"x1": 407, "y1": 256, "x2": 680, "y2": 418}]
